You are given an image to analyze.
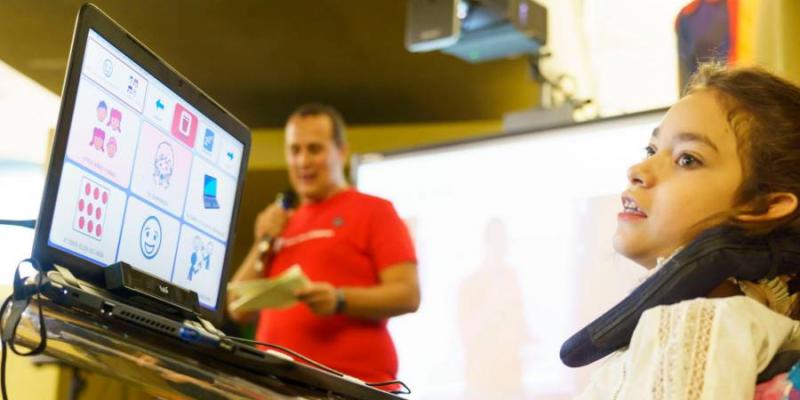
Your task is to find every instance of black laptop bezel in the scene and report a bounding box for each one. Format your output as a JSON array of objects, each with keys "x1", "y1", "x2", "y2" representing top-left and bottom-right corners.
[{"x1": 32, "y1": 3, "x2": 251, "y2": 327}]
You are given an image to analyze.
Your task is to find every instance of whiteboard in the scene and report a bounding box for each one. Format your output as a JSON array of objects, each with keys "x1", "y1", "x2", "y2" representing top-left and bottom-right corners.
[{"x1": 355, "y1": 109, "x2": 666, "y2": 399}]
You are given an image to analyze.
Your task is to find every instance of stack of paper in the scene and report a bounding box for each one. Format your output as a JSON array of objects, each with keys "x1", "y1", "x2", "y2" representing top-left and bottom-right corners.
[{"x1": 228, "y1": 264, "x2": 310, "y2": 312}]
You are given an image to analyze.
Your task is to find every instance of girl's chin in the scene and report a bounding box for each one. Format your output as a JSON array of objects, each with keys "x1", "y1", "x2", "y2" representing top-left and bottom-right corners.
[{"x1": 612, "y1": 237, "x2": 659, "y2": 269}]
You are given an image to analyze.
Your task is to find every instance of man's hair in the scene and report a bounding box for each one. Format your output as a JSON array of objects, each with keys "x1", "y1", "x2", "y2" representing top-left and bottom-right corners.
[
  {"x1": 685, "y1": 63, "x2": 800, "y2": 235},
  {"x1": 287, "y1": 103, "x2": 347, "y2": 147}
]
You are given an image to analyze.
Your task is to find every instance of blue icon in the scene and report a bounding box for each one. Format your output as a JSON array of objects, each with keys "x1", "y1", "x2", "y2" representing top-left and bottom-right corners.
[
  {"x1": 203, "y1": 174, "x2": 220, "y2": 209},
  {"x1": 188, "y1": 236, "x2": 213, "y2": 281},
  {"x1": 226, "y1": 151, "x2": 234, "y2": 161},
  {"x1": 155, "y1": 99, "x2": 165, "y2": 111},
  {"x1": 203, "y1": 128, "x2": 215, "y2": 152},
  {"x1": 139, "y1": 216, "x2": 162, "y2": 259}
]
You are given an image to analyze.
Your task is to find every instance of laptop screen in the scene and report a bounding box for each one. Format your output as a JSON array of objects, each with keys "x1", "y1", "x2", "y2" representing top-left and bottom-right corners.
[{"x1": 37, "y1": 14, "x2": 249, "y2": 319}]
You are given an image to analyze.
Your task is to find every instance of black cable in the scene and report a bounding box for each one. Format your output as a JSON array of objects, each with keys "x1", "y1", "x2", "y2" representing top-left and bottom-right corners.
[
  {"x1": 527, "y1": 53, "x2": 593, "y2": 111},
  {"x1": 0, "y1": 220, "x2": 35, "y2": 229},
  {"x1": 227, "y1": 336, "x2": 411, "y2": 394},
  {"x1": 0, "y1": 258, "x2": 48, "y2": 400}
]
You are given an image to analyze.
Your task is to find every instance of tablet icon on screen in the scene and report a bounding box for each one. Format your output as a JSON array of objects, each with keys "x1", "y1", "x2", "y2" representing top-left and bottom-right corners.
[
  {"x1": 203, "y1": 174, "x2": 220, "y2": 209},
  {"x1": 171, "y1": 103, "x2": 197, "y2": 147}
]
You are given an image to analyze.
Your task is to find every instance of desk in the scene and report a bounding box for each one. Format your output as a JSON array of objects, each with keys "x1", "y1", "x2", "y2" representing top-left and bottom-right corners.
[{"x1": 5, "y1": 297, "x2": 381, "y2": 399}]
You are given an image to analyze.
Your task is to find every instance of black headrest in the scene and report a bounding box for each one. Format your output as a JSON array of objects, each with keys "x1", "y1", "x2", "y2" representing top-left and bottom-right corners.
[{"x1": 560, "y1": 225, "x2": 800, "y2": 367}]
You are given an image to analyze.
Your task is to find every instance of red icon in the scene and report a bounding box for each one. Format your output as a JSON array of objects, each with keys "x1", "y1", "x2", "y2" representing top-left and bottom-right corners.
[
  {"x1": 74, "y1": 177, "x2": 109, "y2": 240},
  {"x1": 171, "y1": 103, "x2": 198, "y2": 147}
]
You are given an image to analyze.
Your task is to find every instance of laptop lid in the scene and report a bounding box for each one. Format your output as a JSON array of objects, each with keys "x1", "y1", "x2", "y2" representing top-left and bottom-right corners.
[{"x1": 32, "y1": 3, "x2": 251, "y2": 327}]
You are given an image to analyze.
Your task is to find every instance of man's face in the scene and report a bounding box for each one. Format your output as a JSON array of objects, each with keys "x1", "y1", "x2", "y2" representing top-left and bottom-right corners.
[
  {"x1": 613, "y1": 90, "x2": 744, "y2": 268},
  {"x1": 285, "y1": 115, "x2": 347, "y2": 203}
]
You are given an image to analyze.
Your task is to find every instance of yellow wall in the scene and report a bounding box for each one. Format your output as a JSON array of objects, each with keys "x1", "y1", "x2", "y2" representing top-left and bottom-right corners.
[
  {"x1": 0, "y1": 286, "x2": 60, "y2": 400},
  {"x1": 248, "y1": 119, "x2": 503, "y2": 170}
]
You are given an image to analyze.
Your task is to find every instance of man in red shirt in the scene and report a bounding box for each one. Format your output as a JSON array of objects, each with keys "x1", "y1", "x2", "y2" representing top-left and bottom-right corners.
[{"x1": 228, "y1": 103, "x2": 420, "y2": 384}]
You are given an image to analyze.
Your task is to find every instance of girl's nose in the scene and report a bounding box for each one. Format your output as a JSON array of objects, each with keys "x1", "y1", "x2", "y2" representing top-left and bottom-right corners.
[{"x1": 627, "y1": 159, "x2": 655, "y2": 188}]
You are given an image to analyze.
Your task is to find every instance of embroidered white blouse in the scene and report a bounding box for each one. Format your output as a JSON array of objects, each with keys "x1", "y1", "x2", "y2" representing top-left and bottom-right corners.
[{"x1": 577, "y1": 296, "x2": 800, "y2": 399}]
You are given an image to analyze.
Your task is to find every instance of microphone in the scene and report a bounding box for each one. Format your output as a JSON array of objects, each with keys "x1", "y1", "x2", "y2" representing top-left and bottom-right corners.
[{"x1": 256, "y1": 191, "x2": 295, "y2": 254}]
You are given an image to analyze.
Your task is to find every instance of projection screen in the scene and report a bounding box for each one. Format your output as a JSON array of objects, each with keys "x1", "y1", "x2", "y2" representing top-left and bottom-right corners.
[{"x1": 354, "y1": 109, "x2": 667, "y2": 399}]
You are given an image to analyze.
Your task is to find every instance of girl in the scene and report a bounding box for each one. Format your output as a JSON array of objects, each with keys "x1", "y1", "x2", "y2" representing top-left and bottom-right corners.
[{"x1": 579, "y1": 63, "x2": 800, "y2": 399}]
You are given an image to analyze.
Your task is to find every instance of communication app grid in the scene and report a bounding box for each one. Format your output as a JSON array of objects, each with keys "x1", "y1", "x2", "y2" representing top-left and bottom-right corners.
[{"x1": 48, "y1": 29, "x2": 244, "y2": 310}]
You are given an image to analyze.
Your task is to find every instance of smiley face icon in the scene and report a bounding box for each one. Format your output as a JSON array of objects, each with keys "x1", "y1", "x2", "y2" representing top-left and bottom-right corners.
[{"x1": 139, "y1": 216, "x2": 162, "y2": 259}]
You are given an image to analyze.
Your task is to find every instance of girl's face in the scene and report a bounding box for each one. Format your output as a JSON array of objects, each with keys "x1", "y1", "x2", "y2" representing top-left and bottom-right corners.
[{"x1": 614, "y1": 90, "x2": 745, "y2": 268}]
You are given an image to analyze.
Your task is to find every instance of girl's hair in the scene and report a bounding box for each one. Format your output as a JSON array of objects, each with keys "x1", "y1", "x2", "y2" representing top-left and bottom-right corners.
[{"x1": 685, "y1": 63, "x2": 800, "y2": 235}]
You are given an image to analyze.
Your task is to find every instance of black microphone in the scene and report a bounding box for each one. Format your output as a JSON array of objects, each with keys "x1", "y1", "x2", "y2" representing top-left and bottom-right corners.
[{"x1": 256, "y1": 191, "x2": 295, "y2": 254}]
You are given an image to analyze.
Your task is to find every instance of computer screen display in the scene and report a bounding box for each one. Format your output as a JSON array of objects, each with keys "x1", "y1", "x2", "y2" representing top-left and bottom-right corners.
[{"x1": 45, "y1": 29, "x2": 245, "y2": 310}]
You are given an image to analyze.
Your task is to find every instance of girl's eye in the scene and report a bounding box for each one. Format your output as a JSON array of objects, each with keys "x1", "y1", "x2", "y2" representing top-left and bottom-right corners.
[
  {"x1": 643, "y1": 145, "x2": 656, "y2": 158},
  {"x1": 676, "y1": 153, "x2": 702, "y2": 168}
]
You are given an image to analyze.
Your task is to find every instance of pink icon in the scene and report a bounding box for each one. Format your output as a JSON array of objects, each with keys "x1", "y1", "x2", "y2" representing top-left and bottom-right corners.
[
  {"x1": 90, "y1": 128, "x2": 105, "y2": 151},
  {"x1": 73, "y1": 176, "x2": 109, "y2": 241},
  {"x1": 107, "y1": 108, "x2": 122, "y2": 132},
  {"x1": 106, "y1": 136, "x2": 118, "y2": 158},
  {"x1": 170, "y1": 103, "x2": 197, "y2": 147}
]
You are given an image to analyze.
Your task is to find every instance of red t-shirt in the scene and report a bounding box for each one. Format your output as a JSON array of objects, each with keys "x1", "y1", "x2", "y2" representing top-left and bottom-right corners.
[{"x1": 255, "y1": 189, "x2": 416, "y2": 383}]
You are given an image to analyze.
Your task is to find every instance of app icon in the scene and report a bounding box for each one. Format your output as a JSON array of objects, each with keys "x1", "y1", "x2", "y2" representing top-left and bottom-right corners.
[
  {"x1": 203, "y1": 174, "x2": 220, "y2": 209},
  {"x1": 102, "y1": 59, "x2": 113, "y2": 77},
  {"x1": 171, "y1": 104, "x2": 198, "y2": 147},
  {"x1": 226, "y1": 151, "x2": 234, "y2": 161},
  {"x1": 127, "y1": 75, "x2": 139, "y2": 97},
  {"x1": 73, "y1": 177, "x2": 109, "y2": 240},
  {"x1": 107, "y1": 108, "x2": 122, "y2": 132},
  {"x1": 188, "y1": 236, "x2": 213, "y2": 281},
  {"x1": 139, "y1": 216, "x2": 162, "y2": 259},
  {"x1": 203, "y1": 128, "x2": 215, "y2": 153},
  {"x1": 153, "y1": 142, "x2": 175, "y2": 189}
]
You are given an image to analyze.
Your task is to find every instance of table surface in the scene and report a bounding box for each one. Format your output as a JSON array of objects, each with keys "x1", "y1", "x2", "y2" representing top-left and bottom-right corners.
[{"x1": 7, "y1": 297, "x2": 357, "y2": 400}]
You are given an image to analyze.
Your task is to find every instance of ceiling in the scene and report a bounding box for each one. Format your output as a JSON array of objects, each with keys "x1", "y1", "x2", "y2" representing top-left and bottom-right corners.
[{"x1": 0, "y1": 0, "x2": 541, "y2": 128}]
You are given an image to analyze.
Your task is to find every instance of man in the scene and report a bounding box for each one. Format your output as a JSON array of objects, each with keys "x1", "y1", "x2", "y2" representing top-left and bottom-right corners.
[{"x1": 228, "y1": 103, "x2": 420, "y2": 384}]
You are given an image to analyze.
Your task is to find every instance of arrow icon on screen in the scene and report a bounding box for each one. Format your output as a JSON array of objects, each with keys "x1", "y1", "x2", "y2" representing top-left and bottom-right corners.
[{"x1": 156, "y1": 99, "x2": 165, "y2": 110}]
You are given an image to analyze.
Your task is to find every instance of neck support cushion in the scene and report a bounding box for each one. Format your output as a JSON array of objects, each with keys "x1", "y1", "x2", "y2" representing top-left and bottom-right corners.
[{"x1": 560, "y1": 225, "x2": 800, "y2": 368}]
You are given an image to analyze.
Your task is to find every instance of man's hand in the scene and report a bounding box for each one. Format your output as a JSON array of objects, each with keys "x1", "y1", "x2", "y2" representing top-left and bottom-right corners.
[
  {"x1": 254, "y1": 202, "x2": 291, "y2": 240},
  {"x1": 296, "y1": 282, "x2": 337, "y2": 316}
]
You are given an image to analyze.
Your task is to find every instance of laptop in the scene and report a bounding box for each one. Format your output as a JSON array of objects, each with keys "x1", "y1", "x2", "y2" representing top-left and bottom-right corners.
[
  {"x1": 30, "y1": 4, "x2": 402, "y2": 399},
  {"x1": 203, "y1": 174, "x2": 220, "y2": 209}
]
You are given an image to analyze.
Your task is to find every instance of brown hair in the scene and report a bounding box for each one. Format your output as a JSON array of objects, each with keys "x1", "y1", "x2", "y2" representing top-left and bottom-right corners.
[
  {"x1": 287, "y1": 103, "x2": 348, "y2": 148},
  {"x1": 685, "y1": 63, "x2": 800, "y2": 235}
]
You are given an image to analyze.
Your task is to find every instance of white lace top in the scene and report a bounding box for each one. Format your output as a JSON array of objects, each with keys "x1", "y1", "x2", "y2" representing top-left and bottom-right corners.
[{"x1": 577, "y1": 296, "x2": 800, "y2": 399}]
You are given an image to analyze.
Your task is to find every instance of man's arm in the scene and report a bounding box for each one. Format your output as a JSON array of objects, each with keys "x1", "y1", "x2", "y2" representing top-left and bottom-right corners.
[
  {"x1": 227, "y1": 202, "x2": 291, "y2": 324},
  {"x1": 297, "y1": 262, "x2": 420, "y2": 320},
  {"x1": 227, "y1": 243, "x2": 262, "y2": 323}
]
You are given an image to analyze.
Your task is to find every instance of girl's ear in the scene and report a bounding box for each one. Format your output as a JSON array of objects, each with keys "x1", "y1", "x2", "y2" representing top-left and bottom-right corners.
[{"x1": 735, "y1": 192, "x2": 799, "y2": 222}]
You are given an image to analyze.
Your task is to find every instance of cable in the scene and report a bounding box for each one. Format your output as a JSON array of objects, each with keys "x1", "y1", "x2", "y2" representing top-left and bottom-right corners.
[
  {"x1": 0, "y1": 220, "x2": 35, "y2": 229},
  {"x1": 227, "y1": 336, "x2": 411, "y2": 394},
  {"x1": 0, "y1": 258, "x2": 48, "y2": 400},
  {"x1": 527, "y1": 52, "x2": 593, "y2": 111}
]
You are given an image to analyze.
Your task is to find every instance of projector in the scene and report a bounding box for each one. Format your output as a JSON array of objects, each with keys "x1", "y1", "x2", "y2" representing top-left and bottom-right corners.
[{"x1": 406, "y1": 0, "x2": 547, "y2": 63}]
